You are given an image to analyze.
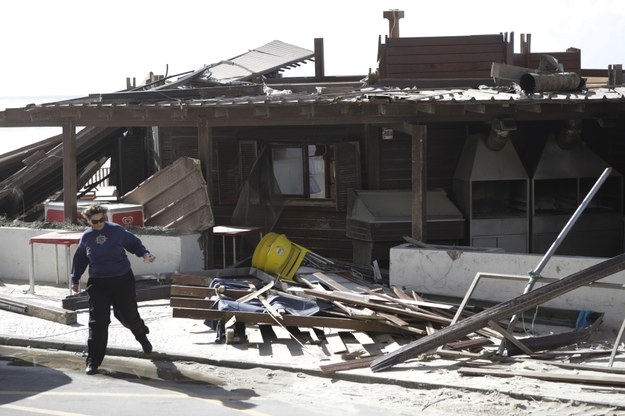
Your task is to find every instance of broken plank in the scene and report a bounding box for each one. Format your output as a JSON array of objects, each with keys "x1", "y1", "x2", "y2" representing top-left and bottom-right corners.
[
  {"x1": 302, "y1": 288, "x2": 451, "y2": 325},
  {"x1": 375, "y1": 334, "x2": 402, "y2": 354},
  {"x1": 0, "y1": 294, "x2": 76, "y2": 325},
  {"x1": 457, "y1": 366, "x2": 625, "y2": 387},
  {"x1": 320, "y1": 355, "x2": 378, "y2": 374},
  {"x1": 351, "y1": 331, "x2": 376, "y2": 345},
  {"x1": 245, "y1": 324, "x2": 264, "y2": 344},
  {"x1": 324, "y1": 328, "x2": 348, "y2": 354},
  {"x1": 371, "y1": 252, "x2": 625, "y2": 372},
  {"x1": 170, "y1": 297, "x2": 216, "y2": 309},
  {"x1": 169, "y1": 285, "x2": 250, "y2": 299},
  {"x1": 271, "y1": 325, "x2": 292, "y2": 340},
  {"x1": 301, "y1": 327, "x2": 321, "y2": 344}
]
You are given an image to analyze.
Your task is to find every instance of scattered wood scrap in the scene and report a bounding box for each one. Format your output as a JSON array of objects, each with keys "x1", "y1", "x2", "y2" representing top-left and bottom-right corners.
[
  {"x1": 169, "y1": 267, "x2": 500, "y2": 356},
  {"x1": 370, "y1": 252, "x2": 625, "y2": 372}
]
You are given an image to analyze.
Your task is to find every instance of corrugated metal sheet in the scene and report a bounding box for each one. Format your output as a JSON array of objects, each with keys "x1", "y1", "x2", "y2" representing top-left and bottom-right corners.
[
  {"x1": 32, "y1": 85, "x2": 625, "y2": 111},
  {"x1": 203, "y1": 40, "x2": 313, "y2": 83}
]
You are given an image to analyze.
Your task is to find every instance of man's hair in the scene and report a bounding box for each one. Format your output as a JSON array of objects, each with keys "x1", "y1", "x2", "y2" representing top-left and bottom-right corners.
[{"x1": 82, "y1": 204, "x2": 108, "y2": 219}]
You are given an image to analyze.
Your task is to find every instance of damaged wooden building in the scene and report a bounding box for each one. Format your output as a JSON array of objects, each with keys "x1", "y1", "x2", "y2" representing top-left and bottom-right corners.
[{"x1": 0, "y1": 13, "x2": 624, "y2": 273}]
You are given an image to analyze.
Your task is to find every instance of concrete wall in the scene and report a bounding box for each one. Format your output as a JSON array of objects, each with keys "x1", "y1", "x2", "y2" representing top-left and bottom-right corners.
[
  {"x1": 390, "y1": 244, "x2": 625, "y2": 334},
  {"x1": 0, "y1": 227, "x2": 204, "y2": 286}
]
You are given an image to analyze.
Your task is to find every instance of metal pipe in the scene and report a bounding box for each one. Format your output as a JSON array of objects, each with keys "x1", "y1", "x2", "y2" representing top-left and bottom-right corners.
[
  {"x1": 520, "y1": 72, "x2": 585, "y2": 94},
  {"x1": 497, "y1": 166, "x2": 612, "y2": 355}
]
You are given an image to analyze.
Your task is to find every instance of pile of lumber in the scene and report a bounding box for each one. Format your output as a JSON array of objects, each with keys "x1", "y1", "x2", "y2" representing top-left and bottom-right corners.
[{"x1": 170, "y1": 266, "x2": 503, "y2": 356}]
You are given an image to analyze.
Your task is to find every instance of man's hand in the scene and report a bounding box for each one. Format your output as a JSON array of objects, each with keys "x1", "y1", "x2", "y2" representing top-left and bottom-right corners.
[
  {"x1": 71, "y1": 283, "x2": 80, "y2": 293},
  {"x1": 143, "y1": 253, "x2": 156, "y2": 263}
]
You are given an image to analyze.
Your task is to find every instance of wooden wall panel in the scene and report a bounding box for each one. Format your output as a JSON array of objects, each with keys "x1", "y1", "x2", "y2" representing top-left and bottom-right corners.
[
  {"x1": 379, "y1": 124, "x2": 466, "y2": 193},
  {"x1": 273, "y1": 205, "x2": 351, "y2": 261},
  {"x1": 379, "y1": 34, "x2": 507, "y2": 79}
]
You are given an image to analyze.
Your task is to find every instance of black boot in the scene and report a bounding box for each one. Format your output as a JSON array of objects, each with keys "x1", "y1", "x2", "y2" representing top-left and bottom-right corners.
[
  {"x1": 85, "y1": 361, "x2": 99, "y2": 375},
  {"x1": 137, "y1": 334, "x2": 153, "y2": 353}
]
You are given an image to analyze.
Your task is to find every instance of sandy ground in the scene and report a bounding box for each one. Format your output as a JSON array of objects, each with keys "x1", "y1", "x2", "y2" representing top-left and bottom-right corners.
[{"x1": 2, "y1": 280, "x2": 625, "y2": 415}]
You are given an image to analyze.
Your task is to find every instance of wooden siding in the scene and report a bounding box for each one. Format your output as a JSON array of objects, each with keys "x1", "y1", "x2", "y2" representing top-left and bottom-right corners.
[
  {"x1": 273, "y1": 205, "x2": 351, "y2": 261},
  {"x1": 379, "y1": 34, "x2": 508, "y2": 79},
  {"x1": 379, "y1": 124, "x2": 467, "y2": 193},
  {"x1": 334, "y1": 141, "x2": 361, "y2": 211},
  {"x1": 159, "y1": 127, "x2": 198, "y2": 165}
]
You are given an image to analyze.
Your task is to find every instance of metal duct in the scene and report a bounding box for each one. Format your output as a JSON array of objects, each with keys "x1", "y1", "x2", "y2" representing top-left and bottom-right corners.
[{"x1": 520, "y1": 72, "x2": 585, "y2": 94}]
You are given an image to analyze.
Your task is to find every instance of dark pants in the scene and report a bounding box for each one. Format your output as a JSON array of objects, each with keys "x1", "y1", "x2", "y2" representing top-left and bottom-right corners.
[{"x1": 86, "y1": 271, "x2": 149, "y2": 367}]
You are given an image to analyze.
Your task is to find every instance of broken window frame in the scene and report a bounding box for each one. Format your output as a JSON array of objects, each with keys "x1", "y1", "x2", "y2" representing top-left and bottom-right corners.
[{"x1": 270, "y1": 142, "x2": 334, "y2": 201}]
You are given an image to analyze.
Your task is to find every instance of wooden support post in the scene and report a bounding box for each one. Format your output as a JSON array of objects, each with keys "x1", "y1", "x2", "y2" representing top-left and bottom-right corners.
[
  {"x1": 197, "y1": 118, "x2": 214, "y2": 267},
  {"x1": 314, "y1": 38, "x2": 325, "y2": 81},
  {"x1": 409, "y1": 123, "x2": 427, "y2": 242},
  {"x1": 62, "y1": 120, "x2": 77, "y2": 223},
  {"x1": 370, "y1": 252, "x2": 625, "y2": 372}
]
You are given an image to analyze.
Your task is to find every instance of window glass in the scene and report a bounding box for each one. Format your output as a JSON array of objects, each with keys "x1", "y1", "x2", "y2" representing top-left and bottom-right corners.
[
  {"x1": 272, "y1": 147, "x2": 304, "y2": 195},
  {"x1": 272, "y1": 144, "x2": 331, "y2": 199}
]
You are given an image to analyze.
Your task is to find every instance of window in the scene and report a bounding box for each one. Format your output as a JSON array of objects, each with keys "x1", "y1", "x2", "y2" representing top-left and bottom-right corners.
[{"x1": 272, "y1": 144, "x2": 333, "y2": 199}]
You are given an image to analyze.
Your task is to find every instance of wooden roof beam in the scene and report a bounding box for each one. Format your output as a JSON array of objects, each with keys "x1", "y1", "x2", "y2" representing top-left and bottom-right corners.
[{"x1": 517, "y1": 103, "x2": 542, "y2": 113}]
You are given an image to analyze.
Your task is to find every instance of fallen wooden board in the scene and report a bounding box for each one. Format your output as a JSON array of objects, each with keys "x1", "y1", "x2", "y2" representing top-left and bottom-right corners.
[
  {"x1": 458, "y1": 366, "x2": 625, "y2": 387},
  {"x1": 324, "y1": 328, "x2": 348, "y2": 354},
  {"x1": 0, "y1": 294, "x2": 76, "y2": 325},
  {"x1": 64, "y1": 284, "x2": 171, "y2": 310},
  {"x1": 370, "y1": 252, "x2": 625, "y2": 372},
  {"x1": 245, "y1": 324, "x2": 264, "y2": 343},
  {"x1": 302, "y1": 289, "x2": 451, "y2": 325}
]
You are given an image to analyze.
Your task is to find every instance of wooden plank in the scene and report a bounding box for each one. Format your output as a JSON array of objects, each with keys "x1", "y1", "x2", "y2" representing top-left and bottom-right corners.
[
  {"x1": 320, "y1": 355, "x2": 378, "y2": 374},
  {"x1": 351, "y1": 331, "x2": 376, "y2": 345},
  {"x1": 312, "y1": 272, "x2": 352, "y2": 292},
  {"x1": 271, "y1": 325, "x2": 292, "y2": 340},
  {"x1": 457, "y1": 366, "x2": 625, "y2": 387},
  {"x1": 375, "y1": 334, "x2": 402, "y2": 354},
  {"x1": 172, "y1": 308, "x2": 407, "y2": 333},
  {"x1": 245, "y1": 324, "x2": 264, "y2": 344},
  {"x1": 324, "y1": 328, "x2": 348, "y2": 354},
  {"x1": 302, "y1": 288, "x2": 451, "y2": 325},
  {"x1": 170, "y1": 285, "x2": 251, "y2": 299},
  {"x1": 170, "y1": 297, "x2": 216, "y2": 309},
  {"x1": 371, "y1": 252, "x2": 625, "y2": 372},
  {"x1": 300, "y1": 327, "x2": 321, "y2": 344},
  {"x1": 0, "y1": 294, "x2": 76, "y2": 325}
]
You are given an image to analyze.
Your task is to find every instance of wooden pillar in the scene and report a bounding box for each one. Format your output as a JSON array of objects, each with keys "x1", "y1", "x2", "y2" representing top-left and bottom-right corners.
[
  {"x1": 364, "y1": 124, "x2": 381, "y2": 190},
  {"x1": 197, "y1": 118, "x2": 214, "y2": 268},
  {"x1": 314, "y1": 38, "x2": 325, "y2": 81},
  {"x1": 409, "y1": 124, "x2": 427, "y2": 241},
  {"x1": 62, "y1": 120, "x2": 77, "y2": 223}
]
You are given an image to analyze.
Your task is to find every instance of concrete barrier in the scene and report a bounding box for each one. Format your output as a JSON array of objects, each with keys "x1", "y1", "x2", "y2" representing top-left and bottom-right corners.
[
  {"x1": 390, "y1": 243, "x2": 625, "y2": 334},
  {"x1": 0, "y1": 227, "x2": 204, "y2": 285}
]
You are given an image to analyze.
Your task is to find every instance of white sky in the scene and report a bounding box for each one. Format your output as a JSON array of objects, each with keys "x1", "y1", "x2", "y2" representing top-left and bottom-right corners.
[
  {"x1": 0, "y1": 0, "x2": 623, "y2": 152},
  {"x1": 1, "y1": 0, "x2": 624, "y2": 98}
]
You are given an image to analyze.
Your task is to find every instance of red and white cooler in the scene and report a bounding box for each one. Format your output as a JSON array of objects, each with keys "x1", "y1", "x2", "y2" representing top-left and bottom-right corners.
[{"x1": 44, "y1": 201, "x2": 144, "y2": 227}]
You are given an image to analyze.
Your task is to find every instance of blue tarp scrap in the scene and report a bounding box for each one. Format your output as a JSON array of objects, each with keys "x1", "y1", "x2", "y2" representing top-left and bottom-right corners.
[{"x1": 203, "y1": 277, "x2": 332, "y2": 342}]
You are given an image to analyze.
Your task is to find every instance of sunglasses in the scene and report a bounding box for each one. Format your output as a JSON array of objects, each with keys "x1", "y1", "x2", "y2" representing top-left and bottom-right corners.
[{"x1": 90, "y1": 217, "x2": 105, "y2": 225}]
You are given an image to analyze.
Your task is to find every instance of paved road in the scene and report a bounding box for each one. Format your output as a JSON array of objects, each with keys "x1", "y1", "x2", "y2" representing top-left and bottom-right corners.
[{"x1": 0, "y1": 345, "x2": 413, "y2": 416}]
